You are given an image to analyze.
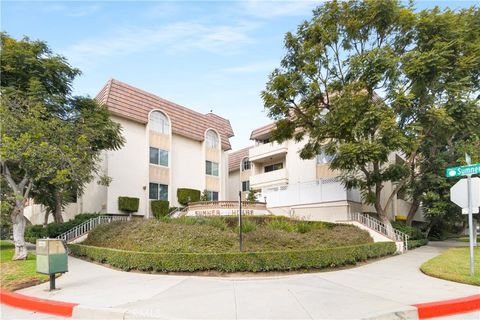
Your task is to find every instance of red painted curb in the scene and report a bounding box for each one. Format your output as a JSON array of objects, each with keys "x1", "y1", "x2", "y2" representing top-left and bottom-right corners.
[
  {"x1": 413, "y1": 294, "x2": 480, "y2": 319},
  {"x1": 0, "y1": 289, "x2": 78, "y2": 317}
]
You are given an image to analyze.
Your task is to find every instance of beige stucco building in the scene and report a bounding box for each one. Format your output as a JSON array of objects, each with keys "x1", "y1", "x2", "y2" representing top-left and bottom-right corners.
[
  {"x1": 227, "y1": 123, "x2": 423, "y2": 223},
  {"x1": 24, "y1": 79, "x2": 234, "y2": 221}
]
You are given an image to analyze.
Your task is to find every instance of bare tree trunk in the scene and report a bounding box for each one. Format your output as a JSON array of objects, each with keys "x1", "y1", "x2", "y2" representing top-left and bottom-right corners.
[
  {"x1": 44, "y1": 210, "x2": 50, "y2": 226},
  {"x1": 11, "y1": 205, "x2": 27, "y2": 260},
  {"x1": 53, "y1": 191, "x2": 64, "y2": 223},
  {"x1": 2, "y1": 163, "x2": 33, "y2": 260},
  {"x1": 406, "y1": 199, "x2": 420, "y2": 227}
]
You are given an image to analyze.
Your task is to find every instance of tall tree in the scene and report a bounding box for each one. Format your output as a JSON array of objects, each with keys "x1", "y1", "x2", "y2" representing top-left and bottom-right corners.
[
  {"x1": 261, "y1": 0, "x2": 479, "y2": 229},
  {"x1": 392, "y1": 6, "x2": 480, "y2": 225},
  {"x1": 0, "y1": 33, "x2": 124, "y2": 259},
  {"x1": 261, "y1": 0, "x2": 414, "y2": 225}
]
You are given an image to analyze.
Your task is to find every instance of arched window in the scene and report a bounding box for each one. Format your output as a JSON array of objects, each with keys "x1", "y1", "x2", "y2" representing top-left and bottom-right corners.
[
  {"x1": 150, "y1": 111, "x2": 170, "y2": 134},
  {"x1": 242, "y1": 157, "x2": 251, "y2": 171},
  {"x1": 205, "y1": 129, "x2": 219, "y2": 149}
]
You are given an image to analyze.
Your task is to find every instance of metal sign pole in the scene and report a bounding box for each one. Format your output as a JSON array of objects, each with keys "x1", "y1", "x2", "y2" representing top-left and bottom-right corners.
[
  {"x1": 467, "y1": 174, "x2": 474, "y2": 276},
  {"x1": 238, "y1": 191, "x2": 243, "y2": 252}
]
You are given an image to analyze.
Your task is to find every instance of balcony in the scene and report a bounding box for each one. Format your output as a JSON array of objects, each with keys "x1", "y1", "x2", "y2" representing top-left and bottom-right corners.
[
  {"x1": 260, "y1": 178, "x2": 361, "y2": 208},
  {"x1": 250, "y1": 168, "x2": 288, "y2": 188},
  {"x1": 249, "y1": 141, "x2": 288, "y2": 162}
]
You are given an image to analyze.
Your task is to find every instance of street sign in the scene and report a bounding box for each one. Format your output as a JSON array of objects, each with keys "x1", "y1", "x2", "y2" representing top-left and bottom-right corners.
[
  {"x1": 450, "y1": 156, "x2": 477, "y2": 276},
  {"x1": 446, "y1": 164, "x2": 480, "y2": 178},
  {"x1": 450, "y1": 177, "x2": 480, "y2": 213}
]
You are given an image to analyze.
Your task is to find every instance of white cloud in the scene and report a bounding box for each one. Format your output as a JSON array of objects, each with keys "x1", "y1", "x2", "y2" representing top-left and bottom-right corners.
[
  {"x1": 241, "y1": 0, "x2": 320, "y2": 18},
  {"x1": 61, "y1": 21, "x2": 257, "y2": 70},
  {"x1": 222, "y1": 61, "x2": 279, "y2": 74}
]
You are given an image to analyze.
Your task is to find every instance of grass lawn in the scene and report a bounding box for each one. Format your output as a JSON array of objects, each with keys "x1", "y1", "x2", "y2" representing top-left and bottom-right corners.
[
  {"x1": 456, "y1": 236, "x2": 480, "y2": 242},
  {"x1": 0, "y1": 240, "x2": 48, "y2": 291},
  {"x1": 420, "y1": 247, "x2": 480, "y2": 286},
  {"x1": 83, "y1": 216, "x2": 374, "y2": 253}
]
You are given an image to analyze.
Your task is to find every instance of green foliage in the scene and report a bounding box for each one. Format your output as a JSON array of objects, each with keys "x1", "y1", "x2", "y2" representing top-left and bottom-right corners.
[
  {"x1": 239, "y1": 219, "x2": 257, "y2": 233},
  {"x1": 69, "y1": 242, "x2": 395, "y2": 272},
  {"x1": 151, "y1": 200, "x2": 169, "y2": 218},
  {"x1": 83, "y1": 217, "x2": 369, "y2": 253},
  {"x1": 177, "y1": 188, "x2": 201, "y2": 206},
  {"x1": 266, "y1": 219, "x2": 295, "y2": 232},
  {"x1": 247, "y1": 189, "x2": 258, "y2": 202},
  {"x1": 24, "y1": 213, "x2": 100, "y2": 243},
  {"x1": 0, "y1": 33, "x2": 125, "y2": 234},
  {"x1": 391, "y1": 221, "x2": 425, "y2": 240},
  {"x1": 200, "y1": 189, "x2": 209, "y2": 201},
  {"x1": 118, "y1": 197, "x2": 139, "y2": 213},
  {"x1": 261, "y1": 0, "x2": 480, "y2": 227},
  {"x1": 407, "y1": 239, "x2": 428, "y2": 250}
]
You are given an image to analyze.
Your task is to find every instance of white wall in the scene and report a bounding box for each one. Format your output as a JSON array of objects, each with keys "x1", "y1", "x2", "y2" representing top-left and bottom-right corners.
[
  {"x1": 171, "y1": 134, "x2": 204, "y2": 207},
  {"x1": 285, "y1": 139, "x2": 317, "y2": 184},
  {"x1": 227, "y1": 170, "x2": 240, "y2": 201},
  {"x1": 79, "y1": 152, "x2": 108, "y2": 213},
  {"x1": 24, "y1": 203, "x2": 79, "y2": 225},
  {"x1": 106, "y1": 116, "x2": 149, "y2": 215}
]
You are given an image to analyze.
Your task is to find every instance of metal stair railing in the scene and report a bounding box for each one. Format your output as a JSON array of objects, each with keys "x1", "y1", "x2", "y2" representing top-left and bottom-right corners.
[
  {"x1": 56, "y1": 215, "x2": 128, "y2": 243},
  {"x1": 170, "y1": 206, "x2": 189, "y2": 218},
  {"x1": 347, "y1": 212, "x2": 409, "y2": 251}
]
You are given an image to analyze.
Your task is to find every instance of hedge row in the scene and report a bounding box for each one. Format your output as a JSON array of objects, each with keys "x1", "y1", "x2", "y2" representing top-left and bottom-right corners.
[
  {"x1": 151, "y1": 200, "x2": 169, "y2": 218},
  {"x1": 407, "y1": 238, "x2": 429, "y2": 250},
  {"x1": 118, "y1": 196, "x2": 139, "y2": 213},
  {"x1": 68, "y1": 241, "x2": 396, "y2": 272},
  {"x1": 177, "y1": 188, "x2": 201, "y2": 206}
]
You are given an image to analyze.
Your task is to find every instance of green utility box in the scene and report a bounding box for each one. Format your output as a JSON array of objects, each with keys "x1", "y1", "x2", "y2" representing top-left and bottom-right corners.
[{"x1": 36, "y1": 239, "x2": 68, "y2": 275}]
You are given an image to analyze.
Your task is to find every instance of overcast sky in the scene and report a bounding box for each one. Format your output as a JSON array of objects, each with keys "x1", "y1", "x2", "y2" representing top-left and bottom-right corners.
[{"x1": 3, "y1": 0, "x2": 477, "y2": 149}]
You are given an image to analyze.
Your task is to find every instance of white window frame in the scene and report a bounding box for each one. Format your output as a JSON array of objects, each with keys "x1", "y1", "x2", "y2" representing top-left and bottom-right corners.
[
  {"x1": 205, "y1": 130, "x2": 219, "y2": 149},
  {"x1": 241, "y1": 157, "x2": 251, "y2": 171},
  {"x1": 149, "y1": 182, "x2": 168, "y2": 200},
  {"x1": 149, "y1": 147, "x2": 169, "y2": 167},
  {"x1": 149, "y1": 111, "x2": 170, "y2": 134}
]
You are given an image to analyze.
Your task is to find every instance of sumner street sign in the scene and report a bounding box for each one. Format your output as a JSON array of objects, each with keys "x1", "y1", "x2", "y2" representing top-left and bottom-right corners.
[{"x1": 446, "y1": 164, "x2": 480, "y2": 178}]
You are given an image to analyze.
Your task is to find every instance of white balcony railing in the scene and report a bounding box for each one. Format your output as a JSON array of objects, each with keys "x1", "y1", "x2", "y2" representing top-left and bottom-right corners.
[
  {"x1": 249, "y1": 141, "x2": 288, "y2": 162},
  {"x1": 260, "y1": 178, "x2": 361, "y2": 208},
  {"x1": 250, "y1": 168, "x2": 288, "y2": 188}
]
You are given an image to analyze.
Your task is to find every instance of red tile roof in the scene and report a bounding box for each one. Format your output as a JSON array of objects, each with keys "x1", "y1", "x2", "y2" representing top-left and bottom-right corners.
[
  {"x1": 250, "y1": 122, "x2": 276, "y2": 140},
  {"x1": 228, "y1": 146, "x2": 252, "y2": 172},
  {"x1": 96, "y1": 79, "x2": 234, "y2": 150}
]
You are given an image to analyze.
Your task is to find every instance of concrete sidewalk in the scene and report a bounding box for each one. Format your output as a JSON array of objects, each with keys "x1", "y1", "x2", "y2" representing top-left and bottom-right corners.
[{"x1": 16, "y1": 243, "x2": 480, "y2": 319}]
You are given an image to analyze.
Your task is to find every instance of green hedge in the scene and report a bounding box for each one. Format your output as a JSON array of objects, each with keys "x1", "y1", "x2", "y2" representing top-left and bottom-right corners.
[
  {"x1": 25, "y1": 213, "x2": 101, "y2": 243},
  {"x1": 177, "y1": 188, "x2": 201, "y2": 206},
  {"x1": 68, "y1": 241, "x2": 396, "y2": 272},
  {"x1": 407, "y1": 238, "x2": 428, "y2": 250},
  {"x1": 118, "y1": 197, "x2": 139, "y2": 213},
  {"x1": 151, "y1": 200, "x2": 169, "y2": 218}
]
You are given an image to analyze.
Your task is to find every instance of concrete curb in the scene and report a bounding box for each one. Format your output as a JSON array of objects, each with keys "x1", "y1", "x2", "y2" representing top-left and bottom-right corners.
[
  {"x1": 0, "y1": 289, "x2": 78, "y2": 317},
  {"x1": 2, "y1": 289, "x2": 479, "y2": 319},
  {"x1": 363, "y1": 306, "x2": 419, "y2": 320},
  {"x1": 413, "y1": 294, "x2": 480, "y2": 319}
]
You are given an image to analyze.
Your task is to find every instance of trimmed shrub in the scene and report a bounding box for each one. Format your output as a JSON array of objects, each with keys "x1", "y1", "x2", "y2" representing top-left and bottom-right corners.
[
  {"x1": 177, "y1": 188, "x2": 201, "y2": 206},
  {"x1": 266, "y1": 219, "x2": 295, "y2": 232},
  {"x1": 407, "y1": 238, "x2": 428, "y2": 250},
  {"x1": 237, "y1": 219, "x2": 257, "y2": 233},
  {"x1": 69, "y1": 241, "x2": 396, "y2": 272},
  {"x1": 118, "y1": 197, "x2": 139, "y2": 213},
  {"x1": 392, "y1": 221, "x2": 425, "y2": 240},
  {"x1": 151, "y1": 200, "x2": 169, "y2": 218}
]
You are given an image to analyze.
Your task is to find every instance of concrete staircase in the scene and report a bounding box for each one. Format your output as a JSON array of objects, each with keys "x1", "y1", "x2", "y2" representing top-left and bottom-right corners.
[{"x1": 340, "y1": 212, "x2": 409, "y2": 253}]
